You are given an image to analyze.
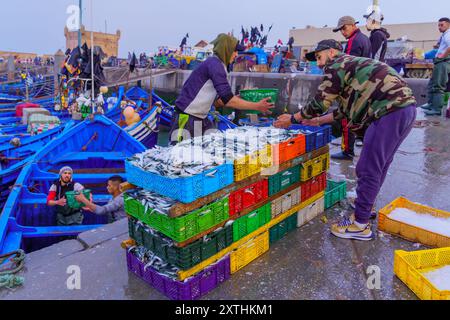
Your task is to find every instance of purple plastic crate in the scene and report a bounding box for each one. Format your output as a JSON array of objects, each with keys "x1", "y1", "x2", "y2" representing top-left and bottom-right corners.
[{"x1": 126, "y1": 250, "x2": 230, "y2": 300}]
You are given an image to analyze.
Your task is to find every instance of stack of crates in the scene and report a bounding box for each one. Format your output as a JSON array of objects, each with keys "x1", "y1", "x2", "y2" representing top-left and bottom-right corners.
[{"x1": 122, "y1": 125, "x2": 334, "y2": 300}]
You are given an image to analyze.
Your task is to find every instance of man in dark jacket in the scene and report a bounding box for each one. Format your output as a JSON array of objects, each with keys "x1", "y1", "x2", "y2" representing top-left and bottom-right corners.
[
  {"x1": 365, "y1": 12, "x2": 390, "y2": 62},
  {"x1": 331, "y1": 16, "x2": 372, "y2": 160}
]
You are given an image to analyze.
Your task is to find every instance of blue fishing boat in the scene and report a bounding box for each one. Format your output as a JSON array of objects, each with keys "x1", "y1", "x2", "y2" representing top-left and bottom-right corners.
[
  {"x1": 0, "y1": 124, "x2": 69, "y2": 206},
  {"x1": 0, "y1": 115, "x2": 145, "y2": 255}
]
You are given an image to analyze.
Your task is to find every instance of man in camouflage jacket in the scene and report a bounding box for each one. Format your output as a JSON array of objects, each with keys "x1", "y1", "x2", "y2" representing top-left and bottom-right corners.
[{"x1": 275, "y1": 39, "x2": 417, "y2": 241}]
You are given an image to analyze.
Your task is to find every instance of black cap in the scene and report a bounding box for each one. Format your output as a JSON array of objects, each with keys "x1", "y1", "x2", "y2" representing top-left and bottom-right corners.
[
  {"x1": 305, "y1": 39, "x2": 343, "y2": 61},
  {"x1": 235, "y1": 43, "x2": 246, "y2": 52}
]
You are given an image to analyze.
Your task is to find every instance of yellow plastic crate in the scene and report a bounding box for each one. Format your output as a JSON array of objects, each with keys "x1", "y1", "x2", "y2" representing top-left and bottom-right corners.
[
  {"x1": 300, "y1": 153, "x2": 330, "y2": 181},
  {"x1": 394, "y1": 248, "x2": 450, "y2": 300},
  {"x1": 379, "y1": 197, "x2": 450, "y2": 248},
  {"x1": 230, "y1": 230, "x2": 270, "y2": 274},
  {"x1": 234, "y1": 144, "x2": 273, "y2": 182},
  {"x1": 176, "y1": 191, "x2": 324, "y2": 281}
]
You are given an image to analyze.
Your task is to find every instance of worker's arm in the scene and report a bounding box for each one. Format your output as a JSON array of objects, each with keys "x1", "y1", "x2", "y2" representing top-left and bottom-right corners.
[
  {"x1": 75, "y1": 193, "x2": 97, "y2": 212},
  {"x1": 225, "y1": 96, "x2": 273, "y2": 113},
  {"x1": 274, "y1": 66, "x2": 341, "y2": 128},
  {"x1": 47, "y1": 185, "x2": 66, "y2": 206},
  {"x1": 437, "y1": 47, "x2": 450, "y2": 59}
]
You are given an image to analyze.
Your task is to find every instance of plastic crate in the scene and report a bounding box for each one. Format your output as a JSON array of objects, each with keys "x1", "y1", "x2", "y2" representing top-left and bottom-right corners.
[
  {"x1": 268, "y1": 165, "x2": 300, "y2": 196},
  {"x1": 288, "y1": 125, "x2": 332, "y2": 153},
  {"x1": 301, "y1": 173, "x2": 327, "y2": 202},
  {"x1": 234, "y1": 144, "x2": 272, "y2": 182},
  {"x1": 230, "y1": 230, "x2": 269, "y2": 274},
  {"x1": 233, "y1": 203, "x2": 271, "y2": 242},
  {"x1": 126, "y1": 249, "x2": 230, "y2": 300},
  {"x1": 229, "y1": 179, "x2": 268, "y2": 217},
  {"x1": 271, "y1": 187, "x2": 301, "y2": 219},
  {"x1": 269, "y1": 212, "x2": 298, "y2": 244},
  {"x1": 394, "y1": 248, "x2": 450, "y2": 300},
  {"x1": 378, "y1": 197, "x2": 450, "y2": 248},
  {"x1": 239, "y1": 89, "x2": 279, "y2": 114},
  {"x1": 125, "y1": 160, "x2": 234, "y2": 203},
  {"x1": 65, "y1": 189, "x2": 91, "y2": 209},
  {"x1": 324, "y1": 180, "x2": 347, "y2": 209},
  {"x1": 125, "y1": 194, "x2": 229, "y2": 243},
  {"x1": 128, "y1": 217, "x2": 234, "y2": 270},
  {"x1": 271, "y1": 134, "x2": 306, "y2": 165},
  {"x1": 297, "y1": 197, "x2": 325, "y2": 227},
  {"x1": 300, "y1": 153, "x2": 330, "y2": 182}
]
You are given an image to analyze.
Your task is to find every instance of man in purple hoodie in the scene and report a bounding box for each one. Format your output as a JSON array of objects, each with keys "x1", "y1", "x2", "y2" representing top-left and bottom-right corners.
[{"x1": 169, "y1": 33, "x2": 274, "y2": 144}]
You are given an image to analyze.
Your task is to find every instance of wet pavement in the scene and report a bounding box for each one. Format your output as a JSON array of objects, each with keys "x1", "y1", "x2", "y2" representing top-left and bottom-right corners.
[{"x1": 1, "y1": 108, "x2": 449, "y2": 300}]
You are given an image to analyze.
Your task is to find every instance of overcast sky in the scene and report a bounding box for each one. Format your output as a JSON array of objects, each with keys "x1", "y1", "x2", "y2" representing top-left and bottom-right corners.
[{"x1": 1, "y1": 0, "x2": 449, "y2": 57}]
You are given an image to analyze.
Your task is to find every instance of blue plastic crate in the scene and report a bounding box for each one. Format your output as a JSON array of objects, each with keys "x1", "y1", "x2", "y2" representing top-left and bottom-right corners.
[
  {"x1": 288, "y1": 125, "x2": 332, "y2": 152},
  {"x1": 125, "y1": 161, "x2": 234, "y2": 203}
]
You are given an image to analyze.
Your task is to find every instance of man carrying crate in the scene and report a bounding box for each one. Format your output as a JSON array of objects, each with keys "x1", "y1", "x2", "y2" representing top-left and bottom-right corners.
[{"x1": 274, "y1": 39, "x2": 417, "y2": 241}]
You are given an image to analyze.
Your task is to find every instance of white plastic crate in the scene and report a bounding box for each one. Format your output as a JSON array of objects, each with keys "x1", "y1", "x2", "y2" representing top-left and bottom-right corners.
[
  {"x1": 297, "y1": 197, "x2": 325, "y2": 227},
  {"x1": 271, "y1": 187, "x2": 301, "y2": 219}
]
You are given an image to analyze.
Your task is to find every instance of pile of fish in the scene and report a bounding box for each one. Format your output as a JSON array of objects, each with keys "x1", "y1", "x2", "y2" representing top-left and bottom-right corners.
[
  {"x1": 127, "y1": 188, "x2": 176, "y2": 215},
  {"x1": 128, "y1": 145, "x2": 225, "y2": 178},
  {"x1": 128, "y1": 126, "x2": 307, "y2": 178},
  {"x1": 129, "y1": 245, "x2": 180, "y2": 279}
]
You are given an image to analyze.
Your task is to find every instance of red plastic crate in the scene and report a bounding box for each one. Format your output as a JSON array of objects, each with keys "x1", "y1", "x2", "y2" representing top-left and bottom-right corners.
[
  {"x1": 229, "y1": 179, "x2": 269, "y2": 216},
  {"x1": 15, "y1": 102, "x2": 40, "y2": 117},
  {"x1": 272, "y1": 134, "x2": 306, "y2": 165},
  {"x1": 301, "y1": 172, "x2": 327, "y2": 202}
]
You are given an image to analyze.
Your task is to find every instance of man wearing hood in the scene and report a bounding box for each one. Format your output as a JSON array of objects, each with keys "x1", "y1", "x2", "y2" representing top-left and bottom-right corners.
[
  {"x1": 365, "y1": 11, "x2": 390, "y2": 62},
  {"x1": 47, "y1": 166, "x2": 86, "y2": 226},
  {"x1": 168, "y1": 33, "x2": 274, "y2": 144}
]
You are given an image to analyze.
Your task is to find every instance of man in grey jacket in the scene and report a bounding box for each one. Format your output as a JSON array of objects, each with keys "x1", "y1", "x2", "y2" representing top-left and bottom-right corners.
[{"x1": 75, "y1": 175, "x2": 126, "y2": 223}]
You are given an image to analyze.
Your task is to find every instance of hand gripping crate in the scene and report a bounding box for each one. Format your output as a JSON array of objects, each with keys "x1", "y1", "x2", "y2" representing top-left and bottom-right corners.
[
  {"x1": 324, "y1": 180, "x2": 347, "y2": 209},
  {"x1": 126, "y1": 248, "x2": 230, "y2": 300},
  {"x1": 233, "y1": 203, "x2": 271, "y2": 242},
  {"x1": 125, "y1": 160, "x2": 234, "y2": 203},
  {"x1": 268, "y1": 165, "x2": 301, "y2": 196},
  {"x1": 297, "y1": 197, "x2": 325, "y2": 227},
  {"x1": 301, "y1": 172, "x2": 327, "y2": 202},
  {"x1": 229, "y1": 179, "x2": 269, "y2": 217},
  {"x1": 124, "y1": 193, "x2": 229, "y2": 243},
  {"x1": 394, "y1": 248, "x2": 450, "y2": 300},
  {"x1": 234, "y1": 144, "x2": 272, "y2": 182},
  {"x1": 271, "y1": 134, "x2": 306, "y2": 166},
  {"x1": 288, "y1": 125, "x2": 332, "y2": 153},
  {"x1": 269, "y1": 212, "x2": 298, "y2": 244},
  {"x1": 271, "y1": 187, "x2": 301, "y2": 219},
  {"x1": 300, "y1": 153, "x2": 330, "y2": 182},
  {"x1": 128, "y1": 217, "x2": 234, "y2": 270},
  {"x1": 230, "y1": 230, "x2": 270, "y2": 274},
  {"x1": 378, "y1": 197, "x2": 450, "y2": 248}
]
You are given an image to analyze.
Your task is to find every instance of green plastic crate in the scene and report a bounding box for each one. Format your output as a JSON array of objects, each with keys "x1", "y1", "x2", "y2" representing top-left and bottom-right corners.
[
  {"x1": 269, "y1": 212, "x2": 298, "y2": 244},
  {"x1": 324, "y1": 180, "x2": 347, "y2": 209},
  {"x1": 124, "y1": 193, "x2": 229, "y2": 243},
  {"x1": 128, "y1": 217, "x2": 234, "y2": 270},
  {"x1": 239, "y1": 88, "x2": 279, "y2": 114},
  {"x1": 233, "y1": 203, "x2": 271, "y2": 242},
  {"x1": 65, "y1": 189, "x2": 91, "y2": 209},
  {"x1": 268, "y1": 165, "x2": 300, "y2": 196}
]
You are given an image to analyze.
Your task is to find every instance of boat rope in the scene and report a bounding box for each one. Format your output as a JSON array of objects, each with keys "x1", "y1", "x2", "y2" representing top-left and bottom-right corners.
[
  {"x1": 0, "y1": 250, "x2": 25, "y2": 289},
  {"x1": 81, "y1": 132, "x2": 98, "y2": 151}
]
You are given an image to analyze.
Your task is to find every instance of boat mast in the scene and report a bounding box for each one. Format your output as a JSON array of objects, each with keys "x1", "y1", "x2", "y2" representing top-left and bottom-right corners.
[
  {"x1": 90, "y1": 0, "x2": 95, "y2": 113},
  {"x1": 78, "y1": 0, "x2": 82, "y2": 49}
]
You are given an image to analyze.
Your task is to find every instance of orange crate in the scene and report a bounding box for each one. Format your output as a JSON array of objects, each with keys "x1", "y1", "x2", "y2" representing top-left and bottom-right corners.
[
  {"x1": 378, "y1": 197, "x2": 450, "y2": 248},
  {"x1": 271, "y1": 134, "x2": 306, "y2": 165}
]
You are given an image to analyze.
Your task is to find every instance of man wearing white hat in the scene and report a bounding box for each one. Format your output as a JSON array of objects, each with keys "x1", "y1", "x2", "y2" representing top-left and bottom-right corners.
[{"x1": 47, "y1": 166, "x2": 86, "y2": 226}]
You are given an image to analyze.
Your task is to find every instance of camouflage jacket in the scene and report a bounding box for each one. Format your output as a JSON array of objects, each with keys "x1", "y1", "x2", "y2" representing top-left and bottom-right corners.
[{"x1": 300, "y1": 53, "x2": 416, "y2": 135}]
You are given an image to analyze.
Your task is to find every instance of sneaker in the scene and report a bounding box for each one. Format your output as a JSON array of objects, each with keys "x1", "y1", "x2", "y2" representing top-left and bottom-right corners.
[
  {"x1": 355, "y1": 140, "x2": 363, "y2": 147},
  {"x1": 424, "y1": 109, "x2": 442, "y2": 116},
  {"x1": 420, "y1": 103, "x2": 433, "y2": 110},
  {"x1": 331, "y1": 216, "x2": 373, "y2": 241},
  {"x1": 331, "y1": 151, "x2": 354, "y2": 161}
]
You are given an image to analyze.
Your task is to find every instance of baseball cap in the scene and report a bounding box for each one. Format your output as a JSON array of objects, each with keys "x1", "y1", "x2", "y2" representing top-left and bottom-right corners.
[
  {"x1": 305, "y1": 39, "x2": 343, "y2": 61},
  {"x1": 333, "y1": 16, "x2": 359, "y2": 32}
]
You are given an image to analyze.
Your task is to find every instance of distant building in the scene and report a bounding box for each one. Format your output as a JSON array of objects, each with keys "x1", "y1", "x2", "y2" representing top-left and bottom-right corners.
[
  {"x1": 64, "y1": 25, "x2": 121, "y2": 58},
  {"x1": 289, "y1": 22, "x2": 441, "y2": 59},
  {"x1": 194, "y1": 40, "x2": 209, "y2": 48}
]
